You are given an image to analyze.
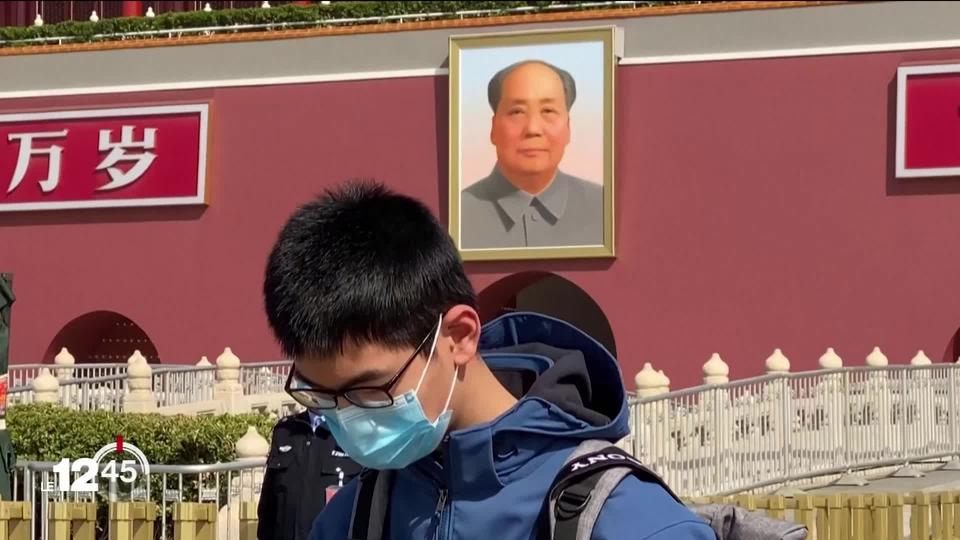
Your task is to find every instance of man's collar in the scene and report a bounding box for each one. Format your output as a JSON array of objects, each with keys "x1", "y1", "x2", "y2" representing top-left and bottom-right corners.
[{"x1": 487, "y1": 166, "x2": 570, "y2": 226}]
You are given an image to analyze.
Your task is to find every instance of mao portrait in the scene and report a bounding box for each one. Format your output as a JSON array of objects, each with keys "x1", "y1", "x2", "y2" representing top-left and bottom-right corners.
[{"x1": 448, "y1": 28, "x2": 616, "y2": 261}]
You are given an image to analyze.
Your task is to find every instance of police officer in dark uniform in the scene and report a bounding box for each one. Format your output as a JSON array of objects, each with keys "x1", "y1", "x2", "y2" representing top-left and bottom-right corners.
[{"x1": 257, "y1": 410, "x2": 361, "y2": 540}]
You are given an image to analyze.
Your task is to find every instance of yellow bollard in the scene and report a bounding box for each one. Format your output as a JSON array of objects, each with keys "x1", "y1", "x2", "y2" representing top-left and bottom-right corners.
[
  {"x1": 172, "y1": 503, "x2": 217, "y2": 540},
  {"x1": 710, "y1": 490, "x2": 960, "y2": 540},
  {"x1": 930, "y1": 493, "x2": 944, "y2": 540},
  {"x1": 765, "y1": 495, "x2": 785, "y2": 520},
  {"x1": 828, "y1": 495, "x2": 850, "y2": 540},
  {"x1": 0, "y1": 502, "x2": 31, "y2": 540},
  {"x1": 849, "y1": 494, "x2": 870, "y2": 540},
  {"x1": 888, "y1": 494, "x2": 905, "y2": 540},
  {"x1": 911, "y1": 492, "x2": 931, "y2": 540},
  {"x1": 795, "y1": 495, "x2": 816, "y2": 537},
  {"x1": 48, "y1": 502, "x2": 97, "y2": 540},
  {"x1": 941, "y1": 492, "x2": 956, "y2": 540},
  {"x1": 871, "y1": 493, "x2": 892, "y2": 540},
  {"x1": 815, "y1": 497, "x2": 830, "y2": 540},
  {"x1": 109, "y1": 502, "x2": 157, "y2": 540},
  {"x1": 955, "y1": 491, "x2": 960, "y2": 539},
  {"x1": 733, "y1": 494, "x2": 757, "y2": 512},
  {"x1": 238, "y1": 502, "x2": 258, "y2": 540}
]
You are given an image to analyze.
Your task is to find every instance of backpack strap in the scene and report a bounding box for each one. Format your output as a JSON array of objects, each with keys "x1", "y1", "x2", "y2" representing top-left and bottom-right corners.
[
  {"x1": 544, "y1": 441, "x2": 682, "y2": 540},
  {"x1": 348, "y1": 469, "x2": 394, "y2": 540}
]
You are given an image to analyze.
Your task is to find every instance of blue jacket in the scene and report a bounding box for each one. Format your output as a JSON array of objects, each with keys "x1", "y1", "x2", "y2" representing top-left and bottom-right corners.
[{"x1": 308, "y1": 312, "x2": 715, "y2": 539}]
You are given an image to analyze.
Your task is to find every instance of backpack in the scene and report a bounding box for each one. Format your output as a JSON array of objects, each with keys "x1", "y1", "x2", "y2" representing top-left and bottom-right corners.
[{"x1": 346, "y1": 439, "x2": 808, "y2": 540}]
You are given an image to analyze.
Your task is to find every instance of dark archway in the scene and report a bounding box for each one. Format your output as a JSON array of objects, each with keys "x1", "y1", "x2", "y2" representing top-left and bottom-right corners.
[
  {"x1": 950, "y1": 327, "x2": 960, "y2": 363},
  {"x1": 477, "y1": 272, "x2": 617, "y2": 356},
  {"x1": 43, "y1": 311, "x2": 160, "y2": 364}
]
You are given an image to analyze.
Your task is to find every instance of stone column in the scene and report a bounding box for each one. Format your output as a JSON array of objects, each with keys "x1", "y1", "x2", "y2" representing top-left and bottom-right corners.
[
  {"x1": 124, "y1": 351, "x2": 157, "y2": 413},
  {"x1": 215, "y1": 348, "x2": 243, "y2": 414},
  {"x1": 32, "y1": 368, "x2": 59, "y2": 403},
  {"x1": 53, "y1": 348, "x2": 75, "y2": 380}
]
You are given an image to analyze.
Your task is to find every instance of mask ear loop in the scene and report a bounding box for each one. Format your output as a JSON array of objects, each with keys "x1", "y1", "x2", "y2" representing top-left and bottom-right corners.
[
  {"x1": 414, "y1": 313, "x2": 444, "y2": 394},
  {"x1": 440, "y1": 363, "x2": 459, "y2": 414}
]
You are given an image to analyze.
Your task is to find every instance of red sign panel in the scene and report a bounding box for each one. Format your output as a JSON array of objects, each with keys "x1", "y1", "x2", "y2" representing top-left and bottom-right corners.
[
  {"x1": 0, "y1": 104, "x2": 208, "y2": 211},
  {"x1": 897, "y1": 65, "x2": 960, "y2": 178}
]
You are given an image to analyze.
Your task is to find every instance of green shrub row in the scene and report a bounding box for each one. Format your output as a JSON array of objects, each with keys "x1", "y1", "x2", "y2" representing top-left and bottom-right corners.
[
  {"x1": 0, "y1": 1, "x2": 702, "y2": 46},
  {"x1": 7, "y1": 403, "x2": 275, "y2": 464}
]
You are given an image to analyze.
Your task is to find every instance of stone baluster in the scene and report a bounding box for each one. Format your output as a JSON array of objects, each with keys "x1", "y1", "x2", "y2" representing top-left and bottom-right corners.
[
  {"x1": 32, "y1": 368, "x2": 60, "y2": 403},
  {"x1": 53, "y1": 348, "x2": 75, "y2": 380},
  {"x1": 215, "y1": 348, "x2": 243, "y2": 414},
  {"x1": 124, "y1": 351, "x2": 157, "y2": 413},
  {"x1": 703, "y1": 353, "x2": 729, "y2": 385}
]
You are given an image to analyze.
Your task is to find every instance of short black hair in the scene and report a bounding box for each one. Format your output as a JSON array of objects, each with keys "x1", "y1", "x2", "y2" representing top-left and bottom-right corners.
[
  {"x1": 487, "y1": 60, "x2": 577, "y2": 112},
  {"x1": 263, "y1": 180, "x2": 477, "y2": 361}
]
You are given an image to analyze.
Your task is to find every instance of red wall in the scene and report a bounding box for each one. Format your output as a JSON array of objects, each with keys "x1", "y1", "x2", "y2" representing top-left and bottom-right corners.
[{"x1": 3, "y1": 46, "x2": 960, "y2": 388}]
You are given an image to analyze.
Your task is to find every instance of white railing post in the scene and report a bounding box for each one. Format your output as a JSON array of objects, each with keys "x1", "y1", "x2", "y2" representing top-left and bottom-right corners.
[
  {"x1": 53, "y1": 348, "x2": 75, "y2": 380},
  {"x1": 657, "y1": 370, "x2": 671, "y2": 394},
  {"x1": 223, "y1": 427, "x2": 270, "y2": 540},
  {"x1": 765, "y1": 348, "x2": 790, "y2": 376},
  {"x1": 764, "y1": 349, "x2": 792, "y2": 484},
  {"x1": 910, "y1": 350, "x2": 932, "y2": 368},
  {"x1": 819, "y1": 347, "x2": 843, "y2": 370},
  {"x1": 633, "y1": 363, "x2": 666, "y2": 472},
  {"x1": 833, "y1": 357, "x2": 870, "y2": 487},
  {"x1": 946, "y1": 361, "x2": 960, "y2": 470},
  {"x1": 236, "y1": 426, "x2": 269, "y2": 461},
  {"x1": 818, "y1": 348, "x2": 844, "y2": 473},
  {"x1": 215, "y1": 347, "x2": 244, "y2": 414},
  {"x1": 910, "y1": 350, "x2": 933, "y2": 458},
  {"x1": 635, "y1": 363, "x2": 664, "y2": 399},
  {"x1": 703, "y1": 353, "x2": 729, "y2": 385},
  {"x1": 123, "y1": 351, "x2": 157, "y2": 413},
  {"x1": 703, "y1": 353, "x2": 730, "y2": 494},
  {"x1": 32, "y1": 368, "x2": 59, "y2": 403},
  {"x1": 864, "y1": 347, "x2": 892, "y2": 463}
]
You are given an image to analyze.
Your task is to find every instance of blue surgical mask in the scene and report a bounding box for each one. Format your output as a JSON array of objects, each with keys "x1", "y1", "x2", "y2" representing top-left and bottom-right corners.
[{"x1": 324, "y1": 315, "x2": 457, "y2": 470}]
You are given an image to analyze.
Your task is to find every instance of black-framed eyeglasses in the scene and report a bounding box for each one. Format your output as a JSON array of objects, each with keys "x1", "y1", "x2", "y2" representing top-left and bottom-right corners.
[{"x1": 285, "y1": 319, "x2": 439, "y2": 411}]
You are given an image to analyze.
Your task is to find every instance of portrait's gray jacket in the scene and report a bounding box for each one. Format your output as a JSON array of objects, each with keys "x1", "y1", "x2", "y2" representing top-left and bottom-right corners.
[{"x1": 460, "y1": 166, "x2": 603, "y2": 250}]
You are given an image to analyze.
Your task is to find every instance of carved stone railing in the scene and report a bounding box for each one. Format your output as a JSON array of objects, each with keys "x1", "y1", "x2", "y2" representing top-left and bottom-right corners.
[
  {"x1": 625, "y1": 347, "x2": 960, "y2": 497},
  {"x1": 8, "y1": 348, "x2": 298, "y2": 418}
]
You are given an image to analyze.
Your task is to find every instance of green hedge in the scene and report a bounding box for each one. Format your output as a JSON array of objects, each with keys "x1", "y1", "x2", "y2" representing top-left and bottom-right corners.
[
  {"x1": 0, "y1": 1, "x2": 702, "y2": 46},
  {"x1": 8, "y1": 403, "x2": 275, "y2": 464}
]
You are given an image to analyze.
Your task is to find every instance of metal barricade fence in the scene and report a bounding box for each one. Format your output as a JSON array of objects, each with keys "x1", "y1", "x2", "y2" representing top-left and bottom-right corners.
[{"x1": 15, "y1": 459, "x2": 266, "y2": 540}]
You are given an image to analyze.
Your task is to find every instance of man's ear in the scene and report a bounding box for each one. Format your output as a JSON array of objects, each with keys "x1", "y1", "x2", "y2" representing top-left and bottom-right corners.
[{"x1": 442, "y1": 305, "x2": 481, "y2": 367}]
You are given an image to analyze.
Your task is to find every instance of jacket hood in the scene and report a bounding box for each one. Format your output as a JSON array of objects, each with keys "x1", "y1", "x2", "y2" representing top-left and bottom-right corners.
[
  {"x1": 427, "y1": 311, "x2": 629, "y2": 496},
  {"x1": 478, "y1": 311, "x2": 627, "y2": 431}
]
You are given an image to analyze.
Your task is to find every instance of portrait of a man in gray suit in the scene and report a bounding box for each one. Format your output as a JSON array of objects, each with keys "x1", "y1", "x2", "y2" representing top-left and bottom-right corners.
[{"x1": 460, "y1": 60, "x2": 603, "y2": 250}]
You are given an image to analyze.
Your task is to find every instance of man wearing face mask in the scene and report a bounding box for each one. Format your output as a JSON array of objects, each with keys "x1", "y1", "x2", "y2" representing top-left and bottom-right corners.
[{"x1": 262, "y1": 181, "x2": 713, "y2": 539}]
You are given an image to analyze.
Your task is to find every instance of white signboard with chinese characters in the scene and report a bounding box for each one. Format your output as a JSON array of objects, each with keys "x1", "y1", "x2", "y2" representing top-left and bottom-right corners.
[{"x1": 0, "y1": 104, "x2": 208, "y2": 212}]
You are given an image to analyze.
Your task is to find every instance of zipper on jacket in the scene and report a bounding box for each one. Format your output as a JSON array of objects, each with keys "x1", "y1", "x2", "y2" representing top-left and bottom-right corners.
[{"x1": 434, "y1": 488, "x2": 449, "y2": 540}]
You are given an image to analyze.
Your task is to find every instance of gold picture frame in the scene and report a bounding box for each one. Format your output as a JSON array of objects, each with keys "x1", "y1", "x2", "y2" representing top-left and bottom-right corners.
[{"x1": 448, "y1": 26, "x2": 616, "y2": 262}]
